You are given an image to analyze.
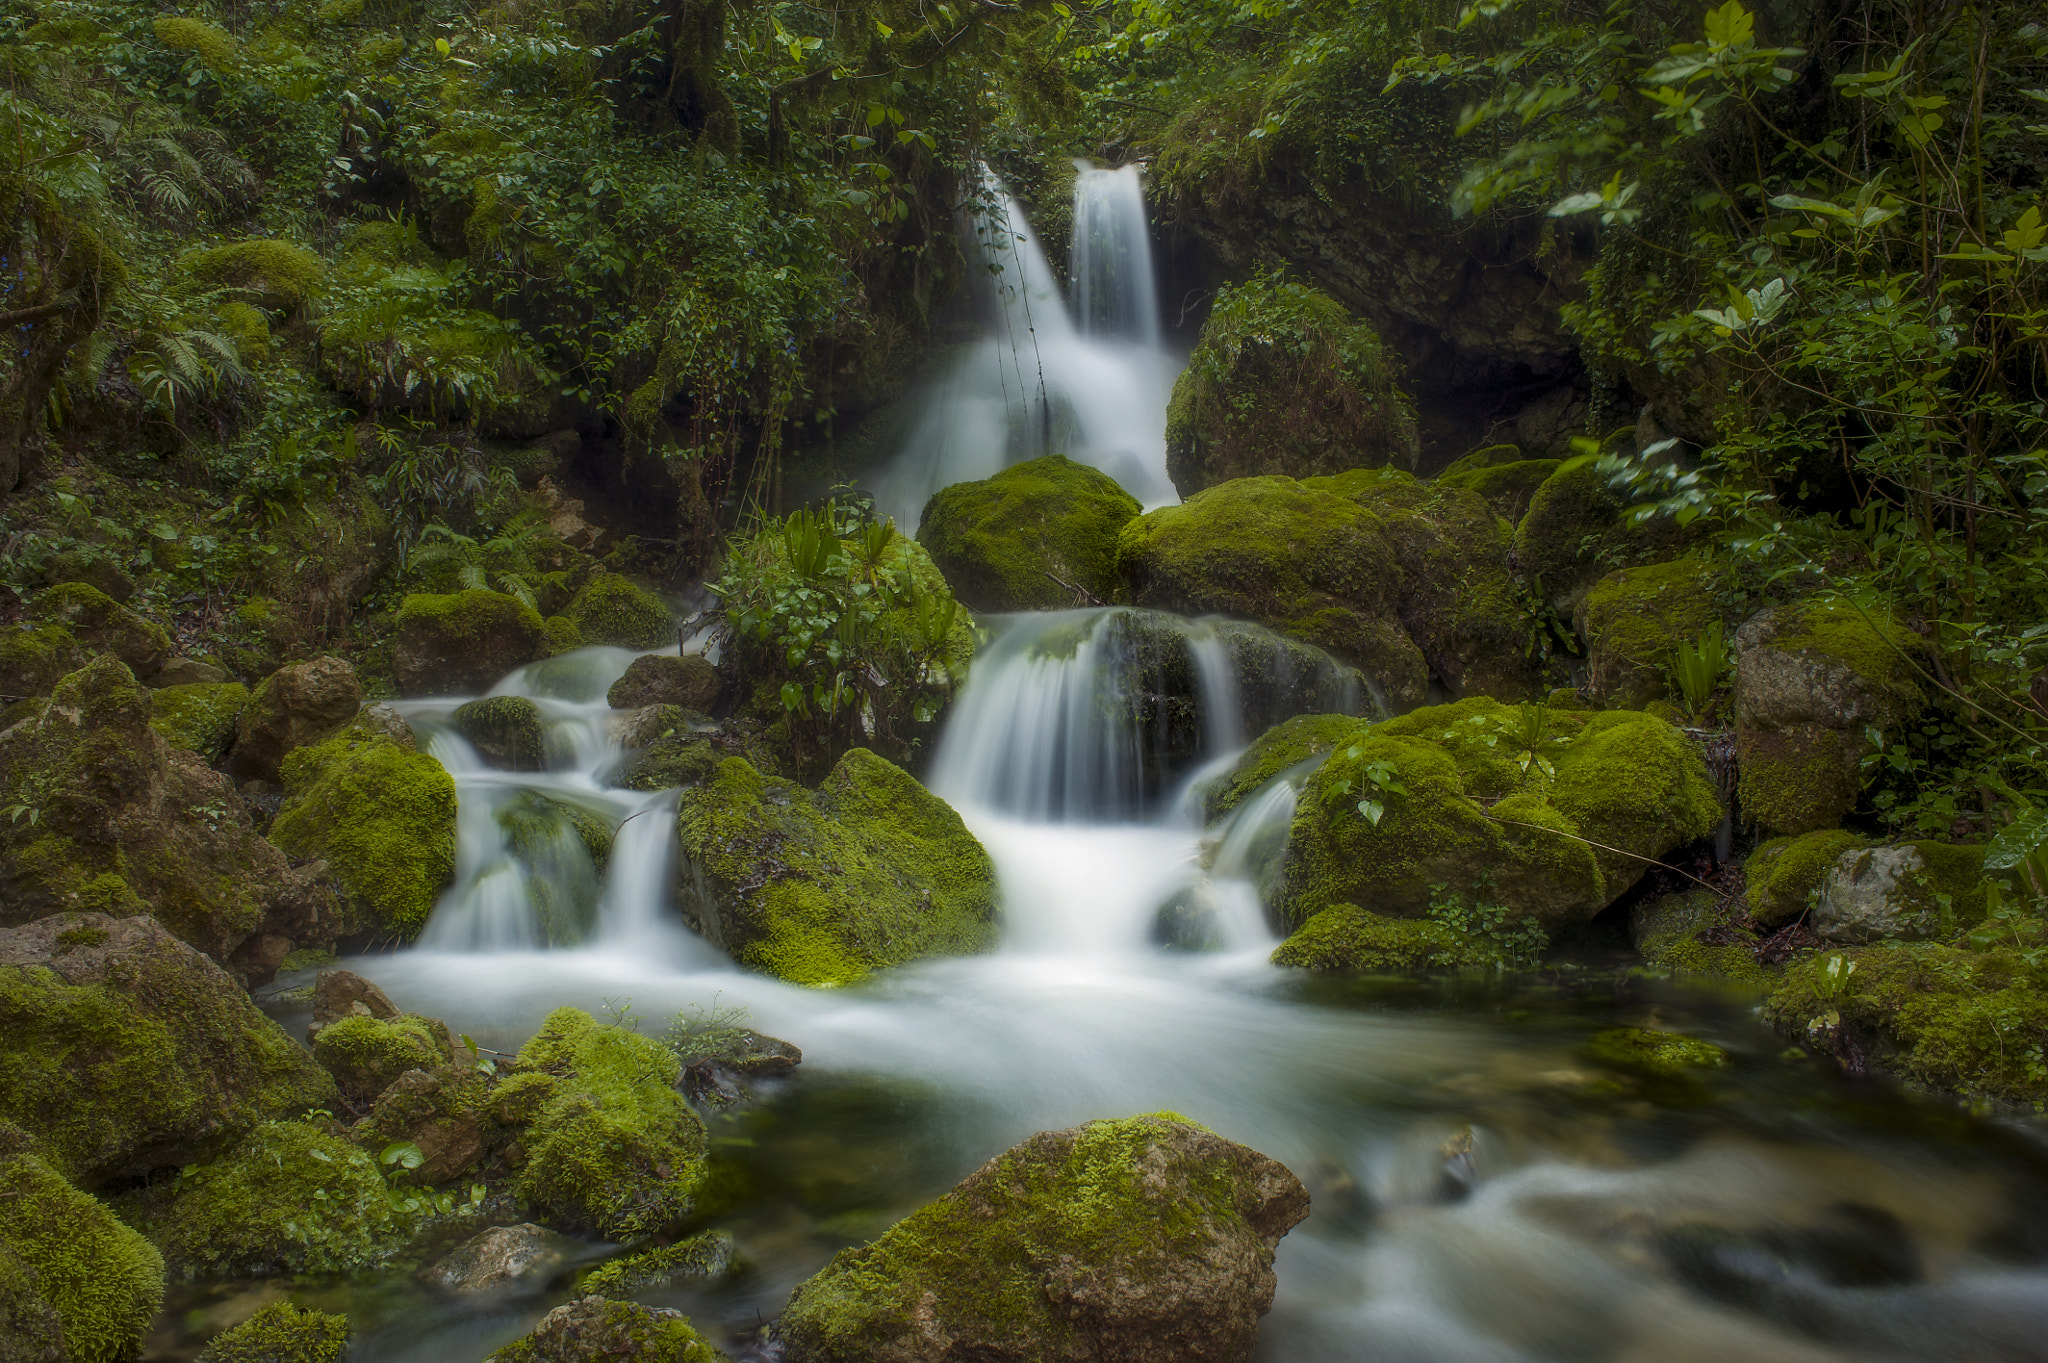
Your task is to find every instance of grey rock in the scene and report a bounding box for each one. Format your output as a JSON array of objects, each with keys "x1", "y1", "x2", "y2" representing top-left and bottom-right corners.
[
  {"x1": 151, "y1": 656, "x2": 230, "y2": 687},
  {"x1": 423, "y1": 1224, "x2": 572, "y2": 1293},
  {"x1": 356, "y1": 703, "x2": 418, "y2": 750},
  {"x1": 227, "y1": 656, "x2": 362, "y2": 784},
  {"x1": 1815, "y1": 846, "x2": 1937, "y2": 944}
]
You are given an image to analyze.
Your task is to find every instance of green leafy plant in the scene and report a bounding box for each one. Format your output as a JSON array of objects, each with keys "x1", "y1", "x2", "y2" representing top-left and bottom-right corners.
[
  {"x1": 1426, "y1": 880, "x2": 1549, "y2": 970},
  {"x1": 1325, "y1": 744, "x2": 1407, "y2": 826},
  {"x1": 1671, "y1": 621, "x2": 1733, "y2": 722}
]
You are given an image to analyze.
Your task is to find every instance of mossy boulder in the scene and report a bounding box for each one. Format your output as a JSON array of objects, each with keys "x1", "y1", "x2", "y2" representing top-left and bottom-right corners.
[
  {"x1": 353, "y1": 1064, "x2": 498, "y2": 1185},
  {"x1": 1733, "y1": 601, "x2": 1930, "y2": 834},
  {"x1": 1746, "y1": 830, "x2": 1871, "y2": 927},
  {"x1": 453, "y1": 695, "x2": 548, "y2": 770},
  {"x1": 1164, "y1": 274, "x2": 1419, "y2": 496},
  {"x1": 150, "y1": 1120, "x2": 407, "y2": 1277},
  {"x1": 1576, "y1": 559, "x2": 1726, "y2": 708},
  {"x1": 916, "y1": 454, "x2": 1142, "y2": 611},
  {"x1": 312, "y1": 1013, "x2": 454, "y2": 1101},
  {"x1": 582, "y1": 1230, "x2": 735, "y2": 1299},
  {"x1": 195, "y1": 1302, "x2": 350, "y2": 1363},
  {"x1": 1810, "y1": 842, "x2": 1989, "y2": 944},
  {"x1": 1270, "y1": 904, "x2": 1491, "y2": 971},
  {"x1": 1629, "y1": 890, "x2": 1769, "y2": 984},
  {"x1": 609, "y1": 709, "x2": 778, "y2": 793},
  {"x1": 1767, "y1": 943, "x2": 2048, "y2": 1104},
  {"x1": 674, "y1": 749, "x2": 999, "y2": 987},
  {"x1": 227, "y1": 657, "x2": 363, "y2": 784},
  {"x1": 1511, "y1": 462, "x2": 1688, "y2": 615},
  {"x1": 1208, "y1": 618, "x2": 1368, "y2": 737},
  {"x1": 1204, "y1": 712, "x2": 1355, "y2": 821},
  {"x1": 392, "y1": 590, "x2": 547, "y2": 696},
  {"x1": 269, "y1": 717, "x2": 458, "y2": 941},
  {"x1": 487, "y1": 1296, "x2": 724, "y2": 1363},
  {"x1": 0, "y1": 914, "x2": 336, "y2": 1186},
  {"x1": 563, "y1": 573, "x2": 675, "y2": 650},
  {"x1": 775, "y1": 1113, "x2": 1309, "y2": 1363},
  {"x1": 1116, "y1": 476, "x2": 1427, "y2": 706},
  {"x1": 497, "y1": 791, "x2": 613, "y2": 945},
  {"x1": 29, "y1": 582, "x2": 173, "y2": 682},
  {"x1": 1436, "y1": 445, "x2": 1561, "y2": 521},
  {"x1": 1583, "y1": 1026, "x2": 1730, "y2": 1078},
  {"x1": 0, "y1": 623, "x2": 87, "y2": 701},
  {"x1": 150, "y1": 681, "x2": 249, "y2": 763},
  {"x1": 607, "y1": 654, "x2": 720, "y2": 711},
  {"x1": 511, "y1": 1008, "x2": 708, "y2": 1238},
  {"x1": 0, "y1": 657, "x2": 307, "y2": 963},
  {"x1": 1281, "y1": 700, "x2": 1722, "y2": 929},
  {"x1": 185, "y1": 238, "x2": 324, "y2": 311},
  {"x1": 0, "y1": 1151, "x2": 165, "y2": 1363}
]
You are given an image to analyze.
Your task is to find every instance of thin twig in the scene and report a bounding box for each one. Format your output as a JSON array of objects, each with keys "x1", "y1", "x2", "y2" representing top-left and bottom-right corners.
[{"x1": 1486, "y1": 814, "x2": 1723, "y2": 892}]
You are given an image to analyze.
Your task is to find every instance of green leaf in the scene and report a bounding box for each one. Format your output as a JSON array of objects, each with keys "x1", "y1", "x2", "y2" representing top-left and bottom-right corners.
[{"x1": 1703, "y1": 0, "x2": 1754, "y2": 50}]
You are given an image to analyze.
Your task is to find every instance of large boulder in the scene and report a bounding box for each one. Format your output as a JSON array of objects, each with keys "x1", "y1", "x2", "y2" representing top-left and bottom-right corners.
[
  {"x1": 1203, "y1": 712, "x2": 1356, "y2": 821},
  {"x1": 1116, "y1": 476, "x2": 1428, "y2": 706},
  {"x1": 313, "y1": 1012, "x2": 455, "y2": 1101},
  {"x1": 1810, "y1": 842, "x2": 1988, "y2": 944},
  {"x1": 28, "y1": 582, "x2": 173, "y2": 681},
  {"x1": 1270, "y1": 903, "x2": 1493, "y2": 971},
  {"x1": 150, "y1": 681, "x2": 250, "y2": 763},
  {"x1": 392, "y1": 590, "x2": 547, "y2": 696},
  {"x1": 675, "y1": 749, "x2": 1000, "y2": 986},
  {"x1": 1435, "y1": 444, "x2": 1560, "y2": 521},
  {"x1": 269, "y1": 716, "x2": 459, "y2": 941},
  {"x1": 0, "y1": 913, "x2": 336, "y2": 1186},
  {"x1": 918, "y1": 454, "x2": 1143, "y2": 611},
  {"x1": 561, "y1": 573, "x2": 675, "y2": 650},
  {"x1": 607, "y1": 654, "x2": 720, "y2": 711},
  {"x1": 0, "y1": 623, "x2": 87, "y2": 701},
  {"x1": 775, "y1": 1113, "x2": 1309, "y2": 1363},
  {"x1": 1576, "y1": 559, "x2": 1725, "y2": 708},
  {"x1": 1164, "y1": 274, "x2": 1419, "y2": 496},
  {"x1": 1733, "y1": 601, "x2": 1929, "y2": 834},
  {"x1": 0, "y1": 656, "x2": 335, "y2": 968},
  {"x1": 227, "y1": 656, "x2": 363, "y2": 784},
  {"x1": 486, "y1": 1296, "x2": 723, "y2": 1363},
  {"x1": 1512, "y1": 463, "x2": 1687, "y2": 616},
  {"x1": 1281, "y1": 699, "x2": 1722, "y2": 928},
  {"x1": 0, "y1": 1150, "x2": 166, "y2": 1363}
]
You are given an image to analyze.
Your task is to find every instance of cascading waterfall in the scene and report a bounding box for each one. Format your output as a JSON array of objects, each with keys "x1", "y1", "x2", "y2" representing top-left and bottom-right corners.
[{"x1": 1070, "y1": 163, "x2": 1162, "y2": 348}]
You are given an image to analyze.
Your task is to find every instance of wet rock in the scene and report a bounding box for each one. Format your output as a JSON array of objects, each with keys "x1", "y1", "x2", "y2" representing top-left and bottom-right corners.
[
  {"x1": 454, "y1": 695, "x2": 549, "y2": 770},
  {"x1": 194, "y1": 1302, "x2": 350, "y2": 1363},
  {"x1": 1656, "y1": 1202, "x2": 1922, "y2": 1303},
  {"x1": 310, "y1": 968, "x2": 400, "y2": 1034},
  {"x1": 153, "y1": 656, "x2": 229, "y2": 687},
  {"x1": 0, "y1": 1150, "x2": 165, "y2": 1363},
  {"x1": 356, "y1": 701, "x2": 419, "y2": 749},
  {"x1": 29, "y1": 581, "x2": 172, "y2": 681},
  {"x1": 775, "y1": 1113, "x2": 1310, "y2": 1363},
  {"x1": 561, "y1": 573, "x2": 674, "y2": 650},
  {"x1": 422, "y1": 1224, "x2": 572, "y2": 1293},
  {"x1": 1629, "y1": 890, "x2": 1766, "y2": 983},
  {"x1": 355, "y1": 1066, "x2": 493, "y2": 1183},
  {"x1": 1583, "y1": 1027, "x2": 1729, "y2": 1078},
  {"x1": 1270, "y1": 904, "x2": 1488, "y2": 970},
  {"x1": 672, "y1": 1024, "x2": 801, "y2": 1106},
  {"x1": 1207, "y1": 619, "x2": 1368, "y2": 736},
  {"x1": 484, "y1": 1296, "x2": 722, "y2": 1363},
  {"x1": 917, "y1": 454, "x2": 1142, "y2": 611},
  {"x1": 582, "y1": 1230, "x2": 735, "y2": 1299},
  {"x1": 150, "y1": 681, "x2": 250, "y2": 763},
  {"x1": 532, "y1": 475, "x2": 605, "y2": 551},
  {"x1": 392, "y1": 589, "x2": 547, "y2": 696},
  {"x1": 1204, "y1": 712, "x2": 1354, "y2": 821},
  {"x1": 227, "y1": 656, "x2": 363, "y2": 784},
  {"x1": 607, "y1": 654, "x2": 720, "y2": 712},
  {"x1": 1813, "y1": 843, "x2": 1989, "y2": 944},
  {"x1": 1153, "y1": 891, "x2": 1225, "y2": 953},
  {"x1": 674, "y1": 748, "x2": 999, "y2": 987}
]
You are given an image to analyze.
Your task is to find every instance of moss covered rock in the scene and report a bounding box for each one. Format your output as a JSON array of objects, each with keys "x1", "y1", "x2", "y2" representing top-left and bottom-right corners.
[
  {"x1": 917, "y1": 454, "x2": 1142, "y2": 611},
  {"x1": 29, "y1": 582, "x2": 173, "y2": 682},
  {"x1": 1629, "y1": 890, "x2": 1768, "y2": 984},
  {"x1": 0, "y1": 1151, "x2": 164, "y2": 1363},
  {"x1": 150, "y1": 681, "x2": 250, "y2": 763},
  {"x1": 1281, "y1": 700, "x2": 1721, "y2": 929},
  {"x1": 1576, "y1": 559, "x2": 1726, "y2": 708},
  {"x1": 269, "y1": 717, "x2": 458, "y2": 940},
  {"x1": 1270, "y1": 904, "x2": 1490, "y2": 971},
  {"x1": 1747, "y1": 830, "x2": 1869, "y2": 927},
  {"x1": 1164, "y1": 274, "x2": 1419, "y2": 496},
  {"x1": 775, "y1": 1113, "x2": 1309, "y2": 1363},
  {"x1": 1583, "y1": 1026, "x2": 1730, "y2": 1078},
  {"x1": 0, "y1": 623, "x2": 87, "y2": 701},
  {"x1": 1511, "y1": 462, "x2": 1687, "y2": 615},
  {"x1": 1810, "y1": 842, "x2": 1989, "y2": 944},
  {"x1": 1204, "y1": 712, "x2": 1355, "y2": 821},
  {"x1": 1733, "y1": 601, "x2": 1930, "y2": 835},
  {"x1": 1116, "y1": 476, "x2": 1427, "y2": 706},
  {"x1": 582, "y1": 1230, "x2": 735, "y2": 1300},
  {"x1": 0, "y1": 914, "x2": 336, "y2": 1186},
  {"x1": 487, "y1": 1296, "x2": 724, "y2": 1363},
  {"x1": 151, "y1": 1120, "x2": 406, "y2": 1277},
  {"x1": 563, "y1": 573, "x2": 675, "y2": 650},
  {"x1": 1436, "y1": 445, "x2": 1561, "y2": 521},
  {"x1": 607, "y1": 654, "x2": 720, "y2": 711},
  {"x1": 227, "y1": 656, "x2": 363, "y2": 784},
  {"x1": 392, "y1": 590, "x2": 547, "y2": 696},
  {"x1": 195, "y1": 1303, "x2": 350, "y2": 1363},
  {"x1": 185, "y1": 238, "x2": 324, "y2": 311},
  {"x1": 313, "y1": 1012, "x2": 454, "y2": 1101},
  {"x1": 453, "y1": 695, "x2": 548, "y2": 770},
  {"x1": 353, "y1": 1064, "x2": 498, "y2": 1186},
  {"x1": 674, "y1": 749, "x2": 999, "y2": 987},
  {"x1": 511, "y1": 1008, "x2": 708, "y2": 1238},
  {"x1": 496, "y1": 791, "x2": 613, "y2": 944}
]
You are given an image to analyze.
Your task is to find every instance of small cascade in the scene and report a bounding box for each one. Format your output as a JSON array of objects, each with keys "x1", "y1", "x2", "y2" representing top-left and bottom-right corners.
[{"x1": 1070, "y1": 163, "x2": 1161, "y2": 348}]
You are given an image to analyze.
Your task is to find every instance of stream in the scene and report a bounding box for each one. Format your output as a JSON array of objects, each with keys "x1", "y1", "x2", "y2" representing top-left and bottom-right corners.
[{"x1": 170, "y1": 165, "x2": 2048, "y2": 1363}]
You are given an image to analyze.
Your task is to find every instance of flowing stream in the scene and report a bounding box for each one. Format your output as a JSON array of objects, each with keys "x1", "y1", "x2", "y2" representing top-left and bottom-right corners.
[{"x1": 218, "y1": 170, "x2": 2048, "y2": 1363}]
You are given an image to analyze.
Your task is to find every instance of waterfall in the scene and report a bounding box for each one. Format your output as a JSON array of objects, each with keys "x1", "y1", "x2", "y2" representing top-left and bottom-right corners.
[{"x1": 868, "y1": 166, "x2": 1182, "y2": 529}]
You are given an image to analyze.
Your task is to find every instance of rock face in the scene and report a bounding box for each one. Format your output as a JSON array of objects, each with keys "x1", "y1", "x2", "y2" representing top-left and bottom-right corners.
[
  {"x1": 0, "y1": 914, "x2": 337, "y2": 1185},
  {"x1": 1733, "y1": 602, "x2": 1928, "y2": 834},
  {"x1": 453, "y1": 695, "x2": 549, "y2": 770},
  {"x1": 392, "y1": 590, "x2": 548, "y2": 696},
  {"x1": 674, "y1": 749, "x2": 1000, "y2": 987},
  {"x1": 423, "y1": 1224, "x2": 572, "y2": 1293},
  {"x1": 194, "y1": 1302, "x2": 350, "y2": 1363},
  {"x1": 486, "y1": 1296, "x2": 722, "y2": 1363},
  {"x1": 1165, "y1": 275, "x2": 1419, "y2": 495},
  {"x1": 775, "y1": 1113, "x2": 1310, "y2": 1363},
  {"x1": 607, "y1": 654, "x2": 720, "y2": 711},
  {"x1": 1812, "y1": 843, "x2": 1988, "y2": 944},
  {"x1": 1576, "y1": 559, "x2": 1724, "y2": 708},
  {"x1": 918, "y1": 454, "x2": 1141, "y2": 611},
  {"x1": 0, "y1": 1150, "x2": 166, "y2": 1363},
  {"x1": 227, "y1": 656, "x2": 363, "y2": 783}
]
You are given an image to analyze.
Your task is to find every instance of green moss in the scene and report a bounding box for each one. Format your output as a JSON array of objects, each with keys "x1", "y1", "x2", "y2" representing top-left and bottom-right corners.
[
  {"x1": 1577, "y1": 559, "x2": 1725, "y2": 707},
  {"x1": 1438, "y1": 458, "x2": 1562, "y2": 520},
  {"x1": 150, "y1": 682, "x2": 249, "y2": 762},
  {"x1": 674, "y1": 750, "x2": 1000, "y2": 987},
  {"x1": 916, "y1": 455, "x2": 1141, "y2": 611},
  {"x1": 1513, "y1": 462, "x2": 1687, "y2": 612},
  {"x1": 1767, "y1": 943, "x2": 2048, "y2": 1104},
  {"x1": 0, "y1": 1153, "x2": 164, "y2": 1363},
  {"x1": 452, "y1": 695, "x2": 547, "y2": 770},
  {"x1": 214, "y1": 300, "x2": 271, "y2": 361},
  {"x1": 581, "y1": 1230, "x2": 735, "y2": 1299},
  {"x1": 270, "y1": 719, "x2": 458, "y2": 939},
  {"x1": 563, "y1": 573, "x2": 675, "y2": 649},
  {"x1": 543, "y1": 614, "x2": 584, "y2": 656},
  {"x1": 1205, "y1": 712, "x2": 1359, "y2": 819},
  {"x1": 196, "y1": 1303, "x2": 350, "y2": 1363},
  {"x1": 186, "y1": 239, "x2": 323, "y2": 310},
  {"x1": 1270, "y1": 904, "x2": 1490, "y2": 970},
  {"x1": 1548, "y1": 710, "x2": 1724, "y2": 895},
  {"x1": 489, "y1": 1297, "x2": 721, "y2": 1363},
  {"x1": 1735, "y1": 726, "x2": 1864, "y2": 836},
  {"x1": 512, "y1": 1008, "x2": 708, "y2": 1237},
  {"x1": 1165, "y1": 273, "x2": 1419, "y2": 495},
  {"x1": 495, "y1": 791, "x2": 610, "y2": 944},
  {"x1": 30, "y1": 582, "x2": 172, "y2": 679},
  {"x1": 153, "y1": 15, "x2": 236, "y2": 65},
  {"x1": 1771, "y1": 599, "x2": 1927, "y2": 710},
  {"x1": 0, "y1": 623, "x2": 85, "y2": 699},
  {"x1": 1632, "y1": 889, "x2": 1769, "y2": 985},
  {"x1": 1437, "y1": 444, "x2": 1526, "y2": 477},
  {"x1": 313, "y1": 1014, "x2": 451, "y2": 1101},
  {"x1": 1584, "y1": 1027, "x2": 1730, "y2": 1077},
  {"x1": 152, "y1": 1121, "x2": 405, "y2": 1277},
  {"x1": 392, "y1": 589, "x2": 549, "y2": 696},
  {"x1": 1748, "y1": 830, "x2": 1868, "y2": 926}
]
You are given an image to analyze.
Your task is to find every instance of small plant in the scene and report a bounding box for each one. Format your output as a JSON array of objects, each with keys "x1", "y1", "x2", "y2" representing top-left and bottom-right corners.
[
  {"x1": 1426, "y1": 879, "x2": 1549, "y2": 969},
  {"x1": 1325, "y1": 745, "x2": 1407, "y2": 825},
  {"x1": 378, "y1": 1140, "x2": 486, "y2": 1219},
  {"x1": 664, "y1": 995, "x2": 752, "y2": 1062},
  {"x1": 1671, "y1": 621, "x2": 1734, "y2": 721}
]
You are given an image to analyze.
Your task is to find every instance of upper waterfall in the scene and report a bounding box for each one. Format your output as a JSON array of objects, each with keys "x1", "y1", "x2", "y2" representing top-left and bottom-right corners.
[{"x1": 1071, "y1": 164, "x2": 1162, "y2": 349}]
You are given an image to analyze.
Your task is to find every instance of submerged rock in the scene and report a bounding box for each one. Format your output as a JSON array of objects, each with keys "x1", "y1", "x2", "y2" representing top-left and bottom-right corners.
[
  {"x1": 454, "y1": 695, "x2": 549, "y2": 770},
  {"x1": 1270, "y1": 903, "x2": 1490, "y2": 971},
  {"x1": 1583, "y1": 1026, "x2": 1730, "y2": 1078},
  {"x1": 423, "y1": 1224, "x2": 572, "y2": 1294},
  {"x1": 227, "y1": 656, "x2": 363, "y2": 784},
  {"x1": 674, "y1": 749, "x2": 999, "y2": 987},
  {"x1": 392, "y1": 590, "x2": 548, "y2": 696},
  {"x1": 917, "y1": 454, "x2": 1141, "y2": 611},
  {"x1": 775, "y1": 1112, "x2": 1309, "y2": 1363},
  {"x1": 486, "y1": 1296, "x2": 723, "y2": 1363},
  {"x1": 0, "y1": 1150, "x2": 165, "y2": 1363},
  {"x1": 194, "y1": 1302, "x2": 350, "y2": 1363},
  {"x1": 0, "y1": 913, "x2": 335, "y2": 1185},
  {"x1": 582, "y1": 1230, "x2": 735, "y2": 1299},
  {"x1": 607, "y1": 654, "x2": 720, "y2": 712}
]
